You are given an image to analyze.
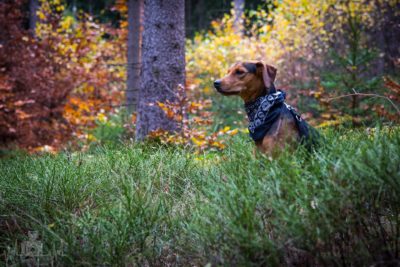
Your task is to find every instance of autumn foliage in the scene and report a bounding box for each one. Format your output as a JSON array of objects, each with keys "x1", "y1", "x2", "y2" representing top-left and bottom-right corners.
[
  {"x1": 150, "y1": 85, "x2": 238, "y2": 150},
  {"x1": 0, "y1": 0, "x2": 73, "y2": 150},
  {"x1": 0, "y1": 0, "x2": 125, "y2": 151},
  {"x1": 375, "y1": 77, "x2": 400, "y2": 123}
]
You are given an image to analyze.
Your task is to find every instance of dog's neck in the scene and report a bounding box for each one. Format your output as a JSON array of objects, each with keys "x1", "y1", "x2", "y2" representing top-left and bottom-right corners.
[
  {"x1": 242, "y1": 88, "x2": 266, "y2": 103},
  {"x1": 240, "y1": 80, "x2": 268, "y2": 104}
]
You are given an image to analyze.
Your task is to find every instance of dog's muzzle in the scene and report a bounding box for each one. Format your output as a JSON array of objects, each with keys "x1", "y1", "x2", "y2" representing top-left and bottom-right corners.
[{"x1": 214, "y1": 80, "x2": 222, "y2": 91}]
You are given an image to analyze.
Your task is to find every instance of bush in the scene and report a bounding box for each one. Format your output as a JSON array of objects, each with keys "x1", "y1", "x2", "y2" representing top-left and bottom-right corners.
[
  {"x1": 0, "y1": 0, "x2": 73, "y2": 150},
  {"x1": 0, "y1": 0, "x2": 126, "y2": 152}
]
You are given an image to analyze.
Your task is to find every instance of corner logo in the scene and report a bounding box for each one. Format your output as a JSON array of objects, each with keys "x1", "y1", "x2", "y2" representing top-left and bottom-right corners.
[{"x1": 6, "y1": 231, "x2": 65, "y2": 266}]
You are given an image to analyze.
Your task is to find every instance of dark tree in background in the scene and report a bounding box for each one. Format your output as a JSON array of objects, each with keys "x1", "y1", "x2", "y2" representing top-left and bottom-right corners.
[
  {"x1": 135, "y1": 0, "x2": 185, "y2": 140},
  {"x1": 126, "y1": 0, "x2": 142, "y2": 113},
  {"x1": 233, "y1": 0, "x2": 244, "y2": 34},
  {"x1": 184, "y1": 0, "x2": 265, "y2": 37},
  {"x1": 29, "y1": 0, "x2": 38, "y2": 34}
]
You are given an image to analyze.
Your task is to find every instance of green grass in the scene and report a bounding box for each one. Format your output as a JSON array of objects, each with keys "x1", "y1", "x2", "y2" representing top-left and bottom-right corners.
[{"x1": 1, "y1": 127, "x2": 399, "y2": 266}]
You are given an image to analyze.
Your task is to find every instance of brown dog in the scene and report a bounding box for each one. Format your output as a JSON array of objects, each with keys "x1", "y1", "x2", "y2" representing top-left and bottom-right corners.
[{"x1": 214, "y1": 61, "x2": 319, "y2": 155}]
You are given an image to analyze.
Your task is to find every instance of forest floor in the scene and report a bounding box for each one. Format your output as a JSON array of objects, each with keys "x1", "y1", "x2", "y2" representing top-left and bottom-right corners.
[{"x1": 1, "y1": 127, "x2": 400, "y2": 266}]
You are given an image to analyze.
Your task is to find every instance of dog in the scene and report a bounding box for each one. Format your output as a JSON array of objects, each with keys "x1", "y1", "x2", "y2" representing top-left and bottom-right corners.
[{"x1": 214, "y1": 61, "x2": 320, "y2": 155}]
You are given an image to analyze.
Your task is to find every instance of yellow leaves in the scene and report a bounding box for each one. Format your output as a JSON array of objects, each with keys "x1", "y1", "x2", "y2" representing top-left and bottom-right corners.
[
  {"x1": 228, "y1": 129, "x2": 239, "y2": 136},
  {"x1": 33, "y1": 145, "x2": 56, "y2": 154},
  {"x1": 218, "y1": 127, "x2": 238, "y2": 136},
  {"x1": 86, "y1": 134, "x2": 97, "y2": 142},
  {"x1": 97, "y1": 113, "x2": 107, "y2": 123},
  {"x1": 55, "y1": 5, "x2": 64, "y2": 12},
  {"x1": 211, "y1": 141, "x2": 226, "y2": 149},
  {"x1": 38, "y1": 11, "x2": 46, "y2": 20},
  {"x1": 114, "y1": 0, "x2": 128, "y2": 15},
  {"x1": 191, "y1": 136, "x2": 206, "y2": 147},
  {"x1": 60, "y1": 16, "x2": 74, "y2": 31},
  {"x1": 120, "y1": 21, "x2": 128, "y2": 29},
  {"x1": 317, "y1": 115, "x2": 353, "y2": 128},
  {"x1": 64, "y1": 97, "x2": 105, "y2": 128},
  {"x1": 222, "y1": 126, "x2": 230, "y2": 132},
  {"x1": 157, "y1": 102, "x2": 175, "y2": 119}
]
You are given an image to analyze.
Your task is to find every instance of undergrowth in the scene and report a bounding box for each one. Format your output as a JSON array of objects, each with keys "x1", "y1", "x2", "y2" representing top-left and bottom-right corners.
[{"x1": 0, "y1": 127, "x2": 399, "y2": 266}]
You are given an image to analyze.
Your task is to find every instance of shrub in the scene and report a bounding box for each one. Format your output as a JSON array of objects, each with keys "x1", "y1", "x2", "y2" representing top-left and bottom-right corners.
[
  {"x1": 0, "y1": 0, "x2": 73, "y2": 150},
  {"x1": 0, "y1": 0, "x2": 126, "y2": 151}
]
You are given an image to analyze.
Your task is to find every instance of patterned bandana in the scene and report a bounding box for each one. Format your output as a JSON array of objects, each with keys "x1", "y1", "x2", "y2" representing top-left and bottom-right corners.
[
  {"x1": 244, "y1": 90, "x2": 287, "y2": 141},
  {"x1": 244, "y1": 86, "x2": 322, "y2": 149}
]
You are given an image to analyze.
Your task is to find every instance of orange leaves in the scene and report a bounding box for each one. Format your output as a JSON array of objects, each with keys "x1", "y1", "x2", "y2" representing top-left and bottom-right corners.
[
  {"x1": 15, "y1": 110, "x2": 32, "y2": 120},
  {"x1": 0, "y1": 0, "x2": 128, "y2": 151},
  {"x1": 150, "y1": 85, "x2": 238, "y2": 151},
  {"x1": 373, "y1": 77, "x2": 400, "y2": 123},
  {"x1": 157, "y1": 102, "x2": 177, "y2": 120},
  {"x1": 384, "y1": 77, "x2": 400, "y2": 100},
  {"x1": 32, "y1": 0, "x2": 126, "y2": 150},
  {"x1": 113, "y1": 0, "x2": 128, "y2": 16},
  {"x1": 0, "y1": 0, "x2": 73, "y2": 150}
]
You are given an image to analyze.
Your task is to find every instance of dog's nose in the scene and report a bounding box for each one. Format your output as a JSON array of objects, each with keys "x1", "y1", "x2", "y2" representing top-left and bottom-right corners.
[{"x1": 214, "y1": 80, "x2": 221, "y2": 90}]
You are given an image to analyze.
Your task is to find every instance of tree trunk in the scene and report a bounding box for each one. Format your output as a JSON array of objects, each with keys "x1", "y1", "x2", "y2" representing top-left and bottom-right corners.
[
  {"x1": 88, "y1": 0, "x2": 93, "y2": 16},
  {"x1": 382, "y1": 1, "x2": 400, "y2": 73},
  {"x1": 29, "y1": 0, "x2": 39, "y2": 34},
  {"x1": 126, "y1": 0, "x2": 143, "y2": 113},
  {"x1": 135, "y1": 0, "x2": 185, "y2": 140},
  {"x1": 233, "y1": 0, "x2": 244, "y2": 34},
  {"x1": 72, "y1": 0, "x2": 77, "y2": 17}
]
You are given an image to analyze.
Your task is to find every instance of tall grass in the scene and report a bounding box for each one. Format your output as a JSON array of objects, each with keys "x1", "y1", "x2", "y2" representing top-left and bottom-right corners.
[{"x1": 1, "y1": 127, "x2": 399, "y2": 266}]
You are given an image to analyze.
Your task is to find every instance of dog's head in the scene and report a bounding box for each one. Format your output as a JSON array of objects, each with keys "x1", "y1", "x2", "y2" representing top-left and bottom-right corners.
[{"x1": 213, "y1": 61, "x2": 277, "y2": 102}]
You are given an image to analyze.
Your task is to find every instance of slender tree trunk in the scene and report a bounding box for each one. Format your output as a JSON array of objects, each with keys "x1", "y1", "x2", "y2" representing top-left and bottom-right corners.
[
  {"x1": 126, "y1": 0, "x2": 143, "y2": 113},
  {"x1": 233, "y1": 0, "x2": 244, "y2": 34},
  {"x1": 88, "y1": 0, "x2": 93, "y2": 16},
  {"x1": 72, "y1": 0, "x2": 77, "y2": 17},
  {"x1": 194, "y1": 0, "x2": 205, "y2": 30},
  {"x1": 135, "y1": 0, "x2": 185, "y2": 140},
  {"x1": 29, "y1": 0, "x2": 39, "y2": 34},
  {"x1": 185, "y1": 0, "x2": 192, "y2": 36},
  {"x1": 382, "y1": 1, "x2": 400, "y2": 73}
]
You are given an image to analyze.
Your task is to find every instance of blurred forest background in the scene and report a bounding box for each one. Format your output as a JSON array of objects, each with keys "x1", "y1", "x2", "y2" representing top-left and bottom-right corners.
[{"x1": 0, "y1": 0, "x2": 399, "y2": 152}]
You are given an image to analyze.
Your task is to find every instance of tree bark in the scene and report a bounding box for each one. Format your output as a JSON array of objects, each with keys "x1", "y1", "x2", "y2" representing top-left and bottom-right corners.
[
  {"x1": 126, "y1": 0, "x2": 143, "y2": 113},
  {"x1": 88, "y1": 0, "x2": 93, "y2": 16},
  {"x1": 29, "y1": 0, "x2": 39, "y2": 34},
  {"x1": 135, "y1": 0, "x2": 185, "y2": 140},
  {"x1": 382, "y1": 1, "x2": 400, "y2": 73}
]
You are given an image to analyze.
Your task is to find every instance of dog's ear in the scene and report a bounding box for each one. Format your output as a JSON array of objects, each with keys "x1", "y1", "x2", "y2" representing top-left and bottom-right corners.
[{"x1": 256, "y1": 62, "x2": 277, "y2": 89}]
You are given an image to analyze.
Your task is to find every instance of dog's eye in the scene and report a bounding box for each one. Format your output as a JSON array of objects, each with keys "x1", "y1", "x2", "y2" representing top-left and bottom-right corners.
[{"x1": 235, "y1": 70, "x2": 245, "y2": 75}]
